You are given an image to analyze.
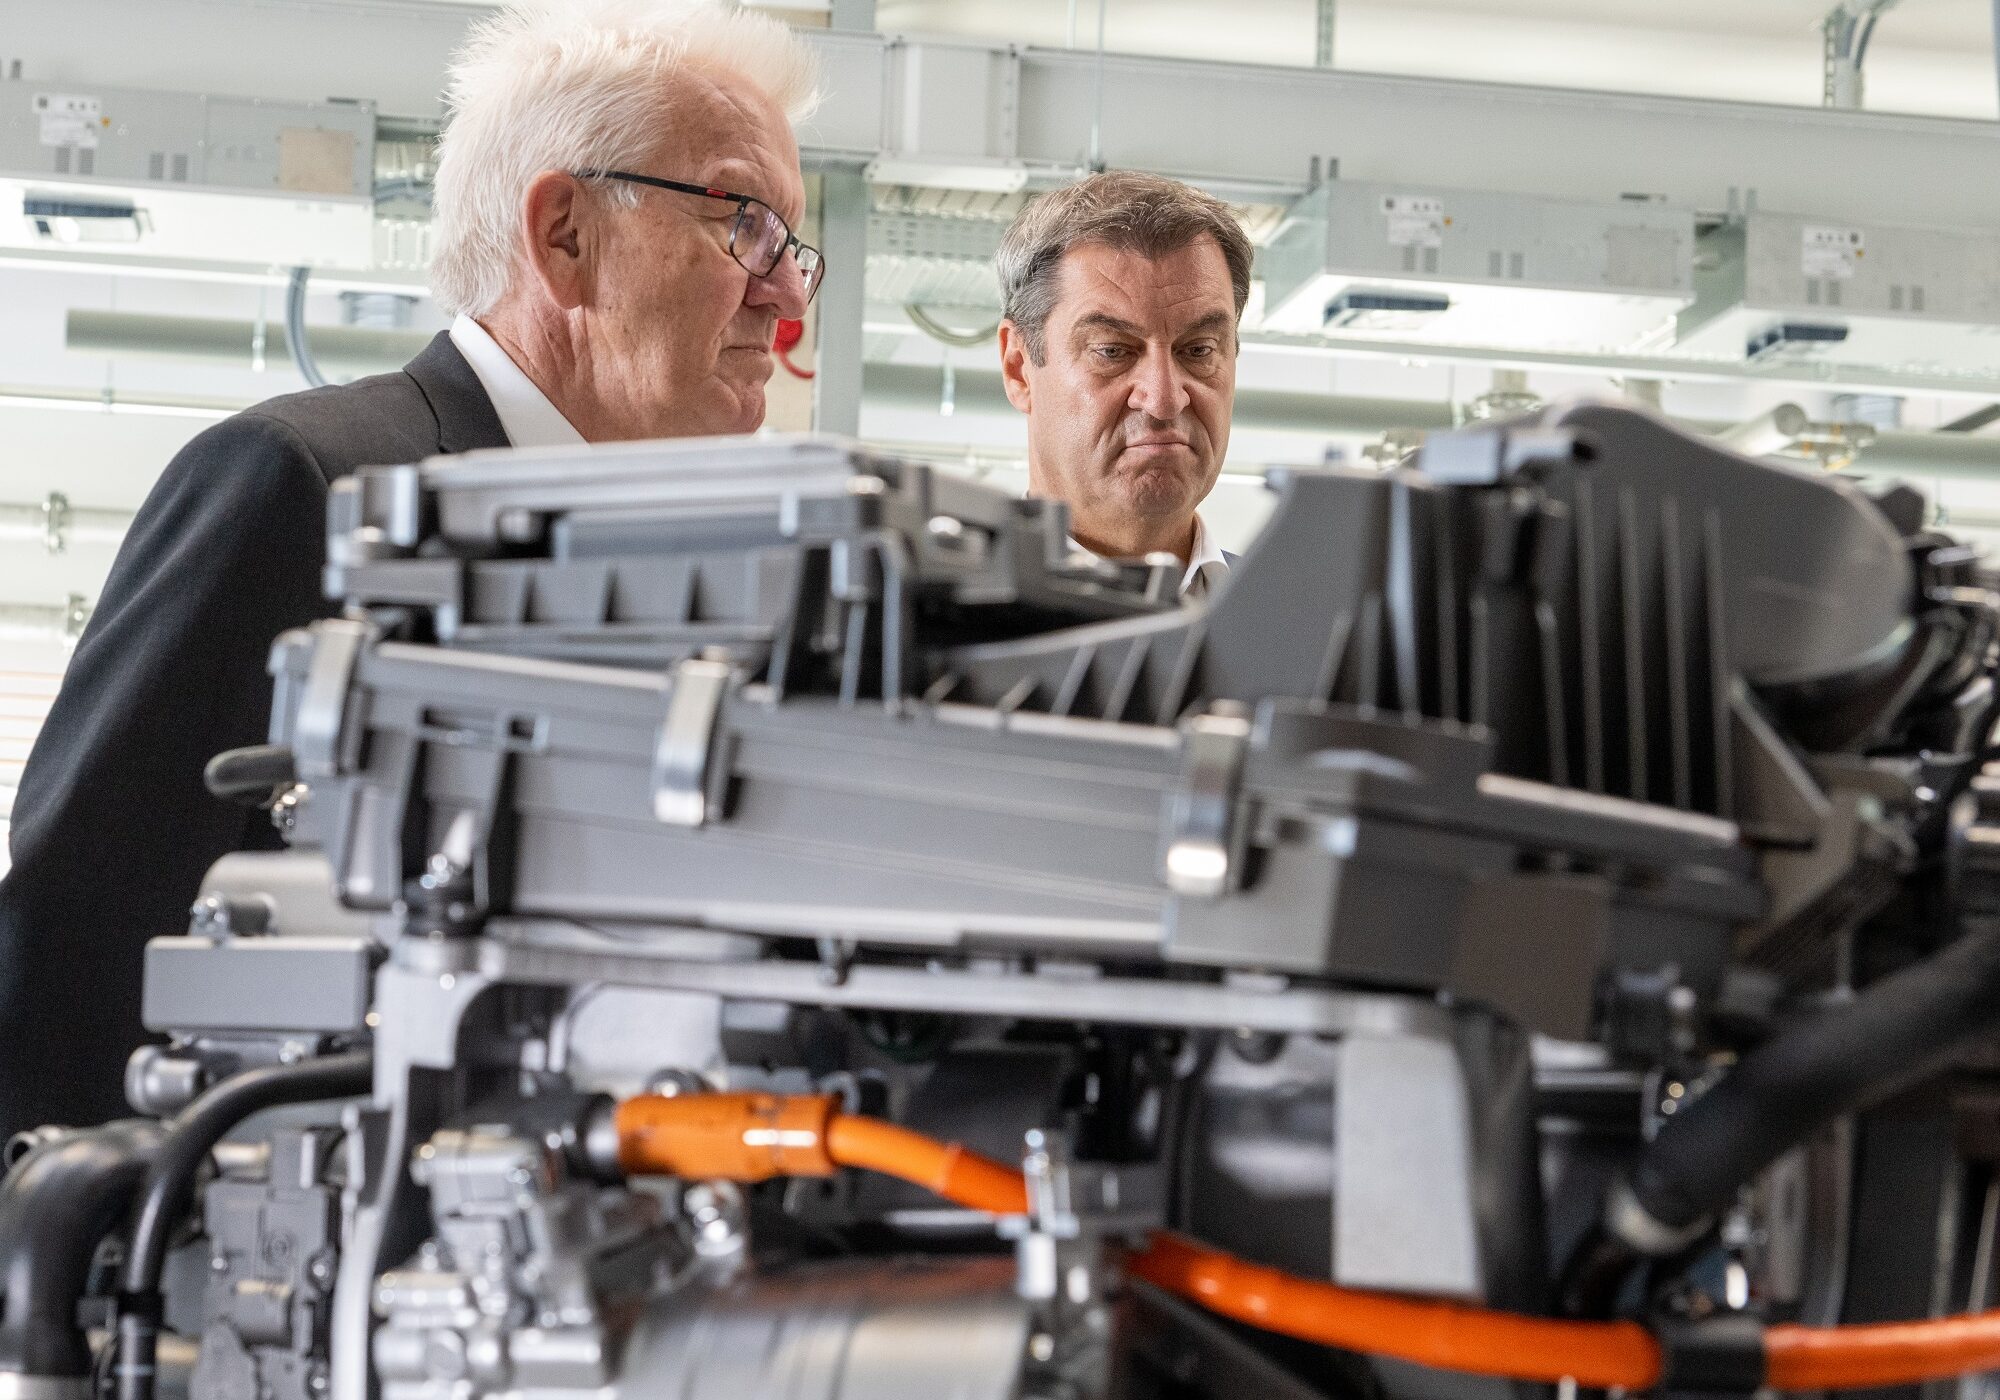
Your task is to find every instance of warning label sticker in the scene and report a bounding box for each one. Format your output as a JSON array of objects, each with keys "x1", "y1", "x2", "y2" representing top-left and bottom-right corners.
[
  {"x1": 1382, "y1": 194, "x2": 1445, "y2": 249},
  {"x1": 34, "y1": 93, "x2": 102, "y2": 150},
  {"x1": 1802, "y1": 225, "x2": 1864, "y2": 281}
]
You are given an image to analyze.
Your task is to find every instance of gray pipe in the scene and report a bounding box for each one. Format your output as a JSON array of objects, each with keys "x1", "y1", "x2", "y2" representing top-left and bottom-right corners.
[
  {"x1": 1714, "y1": 403, "x2": 1810, "y2": 458},
  {"x1": 861, "y1": 362, "x2": 1460, "y2": 437},
  {"x1": 65, "y1": 309, "x2": 431, "y2": 382},
  {"x1": 62, "y1": 309, "x2": 2000, "y2": 484},
  {"x1": 285, "y1": 267, "x2": 331, "y2": 389}
]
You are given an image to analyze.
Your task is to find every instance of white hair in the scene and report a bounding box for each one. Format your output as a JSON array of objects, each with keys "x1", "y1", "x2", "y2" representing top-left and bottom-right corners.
[{"x1": 430, "y1": 0, "x2": 820, "y2": 317}]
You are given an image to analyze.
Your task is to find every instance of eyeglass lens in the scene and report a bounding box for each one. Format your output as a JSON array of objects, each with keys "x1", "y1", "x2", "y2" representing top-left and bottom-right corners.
[{"x1": 731, "y1": 202, "x2": 824, "y2": 302}]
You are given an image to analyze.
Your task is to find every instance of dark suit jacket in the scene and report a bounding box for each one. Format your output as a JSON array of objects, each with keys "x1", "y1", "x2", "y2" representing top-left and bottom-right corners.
[{"x1": 0, "y1": 333, "x2": 507, "y2": 1136}]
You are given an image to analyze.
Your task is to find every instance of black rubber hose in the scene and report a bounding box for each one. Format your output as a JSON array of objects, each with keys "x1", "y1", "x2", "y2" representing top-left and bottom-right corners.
[
  {"x1": 0, "y1": 1120, "x2": 165, "y2": 1378},
  {"x1": 114, "y1": 1053, "x2": 372, "y2": 1400},
  {"x1": 1629, "y1": 921, "x2": 2000, "y2": 1235}
]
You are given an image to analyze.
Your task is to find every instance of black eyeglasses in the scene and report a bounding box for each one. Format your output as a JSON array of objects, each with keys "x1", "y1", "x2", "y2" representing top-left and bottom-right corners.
[{"x1": 575, "y1": 169, "x2": 825, "y2": 305}]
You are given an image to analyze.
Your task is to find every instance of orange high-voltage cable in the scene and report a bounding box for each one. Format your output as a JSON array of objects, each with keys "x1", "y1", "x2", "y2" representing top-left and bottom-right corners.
[{"x1": 608, "y1": 1091, "x2": 2000, "y2": 1392}]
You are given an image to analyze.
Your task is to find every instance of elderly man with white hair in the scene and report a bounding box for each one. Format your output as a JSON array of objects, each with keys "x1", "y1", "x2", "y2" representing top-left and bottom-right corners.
[{"x1": 0, "y1": 0, "x2": 820, "y2": 1136}]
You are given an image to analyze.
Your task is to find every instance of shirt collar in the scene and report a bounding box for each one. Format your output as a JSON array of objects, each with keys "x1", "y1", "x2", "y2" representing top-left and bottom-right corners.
[
  {"x1": 1066, "y1": 513, "x2": 1228, "y2": 599},
  {"x1": 447, "y1": 314, "x2": 585, "y2": 450},
  {"x1": 1181, "y1": 513, "x2": 1228, "y2": 596}
]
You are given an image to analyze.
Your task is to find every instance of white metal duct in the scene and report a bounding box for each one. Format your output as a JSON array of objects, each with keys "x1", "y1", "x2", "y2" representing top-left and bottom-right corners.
[
  {"x1": 1674, "y1": 212, "x2": 2000, "y2": 378},
  {"x1": 0, "y1": 77, "x2": 376, "y2": 270},
  {"x1": 1258, "y1": 179, "x2": 1696, "y2": 354}
]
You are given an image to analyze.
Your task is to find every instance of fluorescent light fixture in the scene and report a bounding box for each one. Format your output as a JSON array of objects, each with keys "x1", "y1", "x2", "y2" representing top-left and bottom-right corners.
[
  {"x1": 23, "y1": 195, "x2": 147, "y2": 245},
  {"x1": 1746, "y1": 321, "x2": 1850, "y2": 363},
  {"x1": 1324, "y1": 288, "x2": 1453, "y2": 332}
]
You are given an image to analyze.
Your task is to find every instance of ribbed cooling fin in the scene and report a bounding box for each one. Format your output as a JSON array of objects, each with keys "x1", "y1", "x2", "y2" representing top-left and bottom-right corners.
[
  {"x1": 929, "y1": 403, "x2": 1910, "y2": 830},
  {"x1": 601, "y1": 564, "x2": 625, "y2": 624},
  {"x1": 1155, "y1": 620, "x2": 1208, "y2": 724},
  {"x1": 1102, "y1": 635, "x2": 1153, "y2": 722},
  {"x1": 1311, "y1": 610, "x2": 1356, "y2": 708},
  {"x1": 1050, "y1": 644, "x2": 1097, "y2": 717},
  {"x1": 1701, "y1": 510, "x2": 1734, "y2": 817},
  {"x1": 1658, "y1": 496, "x2": 1691, "y2": 808},
  {"x1": 1572, "y1": 475, "x2": 1605, "y2": 794},
  {"x1": 1615, "y1": 486, "x2": 1648, "y2": 804},
  {"x1": 1429, "y1": 497, "x2": 1463, "y2": 725},
  {"x1": 681, "y1": 561, "x2": 704, "y2": 623}
]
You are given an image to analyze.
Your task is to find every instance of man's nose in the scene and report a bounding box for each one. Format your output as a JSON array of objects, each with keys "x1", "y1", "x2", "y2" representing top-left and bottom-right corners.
[
  {"x1": 745, "y1": 249, "x2": 811, "y2": 320},
  {"x1": 1128, "y1": 347, "x2": 1191, "y2": 422}
]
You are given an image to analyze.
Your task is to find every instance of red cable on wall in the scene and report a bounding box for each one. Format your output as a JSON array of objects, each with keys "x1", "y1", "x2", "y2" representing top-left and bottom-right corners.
[{"x1": 774, "y1": 317, "x2": 814, "y2": 379}]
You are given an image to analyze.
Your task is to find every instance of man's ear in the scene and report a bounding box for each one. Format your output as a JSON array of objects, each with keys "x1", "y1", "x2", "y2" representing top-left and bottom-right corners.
[
  {"x1": 520, "y1": 170, "x2": 590, "y2": 311},
  {"x1": 998, "y1": 320, "x2": 1034, "y2": 414}
]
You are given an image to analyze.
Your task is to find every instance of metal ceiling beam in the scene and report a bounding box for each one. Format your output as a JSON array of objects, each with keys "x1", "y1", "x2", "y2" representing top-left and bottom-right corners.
[
  {"x1": 807, "y1": 34, "x2": 2000, "y2": 226},
  {"x1": 15, "y1": 3, "x2": 2000, "y2": 230}
]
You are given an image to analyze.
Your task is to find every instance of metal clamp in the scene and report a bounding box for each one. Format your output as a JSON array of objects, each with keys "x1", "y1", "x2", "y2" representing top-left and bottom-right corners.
[
  {"x1": 652, "y1": 656, "x2": 733, "y2": 827},
  {"x1": 60, "y1": 592, "x2": 90, "y2": 646},
  {"x1": 1160, "y1": 704, "x2": 1253, "y2": 898},
  {"x1": 1654, "y1": 1310, "x2": 1768, "y2": 1395},
  {"x1": 293, "y1": 619, "x2": 372, "y2": 781}
]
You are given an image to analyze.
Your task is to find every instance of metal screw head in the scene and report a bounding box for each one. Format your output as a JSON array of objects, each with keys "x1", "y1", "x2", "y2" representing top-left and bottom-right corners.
[
  {"x1": 190, "y1": 894, "x2": 230, "y2": 935},
  {"x1": 424, "y1": 1331, "x2": 470, "y2": 1382},
  {"x1": 643, "y1": 1069, "x2": 708, "y2": 1099},
  {"x1": 683, "y1": 1181, "x2": 746, "y2": 1256},
  {"x1": 1227, "y1": 1028, "x2": 1286, "y2": 1065}
]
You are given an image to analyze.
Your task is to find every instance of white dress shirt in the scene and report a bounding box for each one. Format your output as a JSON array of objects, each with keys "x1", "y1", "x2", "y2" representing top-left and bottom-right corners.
[
  {"x1": 1070, "y1": 512, "x2": 1230, "y2": 600},
  {"x1": 448, "y1": 314, "x2": 585, "y2": 449},
  {"x1": 1180, "y1": 512, "x2": 1230, "y2": 599}
]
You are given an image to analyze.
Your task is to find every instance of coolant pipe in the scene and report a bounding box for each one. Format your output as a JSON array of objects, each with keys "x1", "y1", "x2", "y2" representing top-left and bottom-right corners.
[
  {"x1": 1624, "y1": 919, "x2": 2000, "y2": 1246},
  {"x1": 114, "y1": 1053, "x2": 373, "y2": 1400},
  {"x1": 606, "y1": 1090, "x2": 2000, "y2": 1392},
  {"x1": 0, "y1": 1120, "x2": 166, "y2": 1384}
]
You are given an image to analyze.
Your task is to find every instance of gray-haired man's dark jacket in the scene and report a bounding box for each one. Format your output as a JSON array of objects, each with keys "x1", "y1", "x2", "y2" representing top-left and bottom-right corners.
[{"x1": 0, "y1": 334, "x2": 508, "y2": 1137}]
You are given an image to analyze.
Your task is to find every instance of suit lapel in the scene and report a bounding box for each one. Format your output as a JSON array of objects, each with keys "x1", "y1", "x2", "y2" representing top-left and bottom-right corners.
[{"x1": 402, "y1": 332, "x2": 510, "y2": 455}]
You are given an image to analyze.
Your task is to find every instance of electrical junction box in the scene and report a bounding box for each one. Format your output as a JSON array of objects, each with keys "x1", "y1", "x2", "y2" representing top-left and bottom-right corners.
[
  {"x1": 1672, "y1": 211, "x2": 2000, "y2": 374},
  {"x1": 0, "y1": 78, "x2": 376, "y2": 269},
  {"x1": 1257, "y1": 178, "x2": 1695, "y2": 353}
]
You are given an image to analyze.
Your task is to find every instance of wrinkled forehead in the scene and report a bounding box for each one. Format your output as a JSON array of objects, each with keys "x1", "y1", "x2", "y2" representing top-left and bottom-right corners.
[
  {"x1": 1051, "y1": 237, "x2": 1238, "y2": 335},
  {"x1": 640, "y1": 65, "x2": 805, "y2": 224}
]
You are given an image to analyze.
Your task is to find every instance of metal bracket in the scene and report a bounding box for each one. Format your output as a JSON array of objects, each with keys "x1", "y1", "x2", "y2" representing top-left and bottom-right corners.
[
  {"x1": 652, "y1": 656, "x2": 733, "y2": 827},
  {"x1": 60, "y1": 592, "x2": 90, "y2": 646},
  {"x1": 1160, "y1": 705, "x2": 1253, "y2": 898},
  {"x1": 293, "y1": 619, "x2": 371, "y2": 781},
  {"x1": 40, "y1": 491, "x2": 68, "y2": 555}
]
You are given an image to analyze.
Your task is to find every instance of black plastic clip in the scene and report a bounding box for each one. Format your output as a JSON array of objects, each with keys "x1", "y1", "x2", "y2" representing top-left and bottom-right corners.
[{"x1": 1654, "y1": 1310, "x2": 1767, "y2": 1397}]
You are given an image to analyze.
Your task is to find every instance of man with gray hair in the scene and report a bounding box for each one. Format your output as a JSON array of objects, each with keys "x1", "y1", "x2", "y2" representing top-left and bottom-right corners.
[
  {"x1": 0, "y1": 0, "x2": 820, "y2": 1135},
  {"x1": 996, "y1": 171, "x2": 1255, "y2": 598}
]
